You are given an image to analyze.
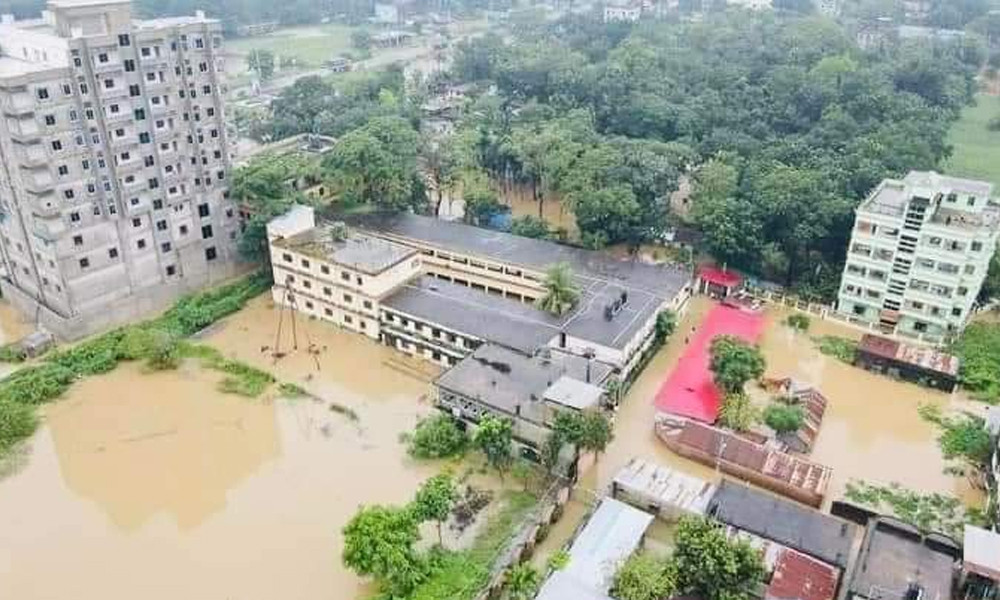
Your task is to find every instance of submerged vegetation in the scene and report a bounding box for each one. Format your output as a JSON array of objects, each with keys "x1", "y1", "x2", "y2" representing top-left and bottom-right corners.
[
  {"x1": 844, "y1": 480, "x2": 984, "y2": 538},
  {"x1": 813, "y1": 335, "x2": 858, "y2": 364},
  {"x1": 0, "y1": 272, "x2": 270, "y2": 461}
]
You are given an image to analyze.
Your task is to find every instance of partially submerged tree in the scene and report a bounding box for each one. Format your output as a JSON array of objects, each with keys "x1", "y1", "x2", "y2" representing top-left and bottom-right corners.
[
  {"x1": 412, "y1": 472, "x2": 457, "y2": 546},
  {"x1": 474, "y1": 416, "x2": 514, "y2": 481},
  {"x1": 537, "y1": 263, "x2": 579, "y2": 316},
  {"x1": 611, "y1": 552, "x2": 676, "y2": 600},
  {"x1": 342, "y1": 505, "x2": 426, "y2": 597},
  {"x1": 709, "y1": 335, "x2": 766, "y2": 394}
]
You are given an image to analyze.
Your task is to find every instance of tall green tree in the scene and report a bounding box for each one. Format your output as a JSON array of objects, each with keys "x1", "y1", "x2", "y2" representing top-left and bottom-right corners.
[
  {"x1": 709, "y1": 335, "x2": 766, "y2": 394},
  {"x1": 671, "y1": 516, "x2": 766, "y2": 600},
  {"x1": 474, "y1": 416, "x2": 514, "y2": 482},
  {"x1": 246, "y1": 48, "x2": 275, "y2": 81},
  {"x1": 504, "y1": 563, "x2": 540, "y2": 600},
  {"x1": 323, "y1": 116, "x2": 421, "y2": 211},
  {"x1": 412, "y1": 472, "x2": 457, "y2": 546},
  {"x1": 342, "y1": 505, "x2": 426, "y2": 597}
]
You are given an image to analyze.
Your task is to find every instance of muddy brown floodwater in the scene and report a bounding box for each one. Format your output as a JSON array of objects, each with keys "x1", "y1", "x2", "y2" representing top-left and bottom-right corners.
[
  {"x1": 0, "y1": 296, "x2": 443, "y2": 600},
  {"x1": 534, "y1": 296, "x2": 984, "y2": 564}
]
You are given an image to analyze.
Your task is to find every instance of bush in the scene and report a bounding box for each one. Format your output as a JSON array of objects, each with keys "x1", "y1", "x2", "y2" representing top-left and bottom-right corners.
[
  {"x1": 408, "y1": 414, "x2": 468, "y2": 459},
  {"x1": 952, "y1": 323, "x2": 1000, "y2": 403},
  {"x1": 814, "y1": 335, "x2": 857, "y2": 364},
  {"x1": 0, "y1": 345, "x2": 26, "y2": 363},
  {"x1": 0, "y1": 399, "x2": 38, "y2": 455},
  {"x1": 611, "y1": 552, "x2": 675, "y2": 600},
  {"x1": 119, "y1": 327, "x2": 181, "y2": 370},
  {"x1": 785, "y1": 313, "x2": 810, "y2": 331},
  {"x1": 763, "y1": 402, "x2": 805, "y2": 434}
]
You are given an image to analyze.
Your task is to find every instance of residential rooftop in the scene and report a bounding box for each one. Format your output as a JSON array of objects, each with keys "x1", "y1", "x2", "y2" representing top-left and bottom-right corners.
[
  {"x1": 707, "y1": 481, "x2": 858, "y2": 569},
  {"x1": 963, "y1": 525, "x2": 1000, "y2": 582},
  {"x1": 383, "y1": 276, "x2": 560, "y2": 354},
  {"x1": 859, "y1": 171, "x2": 999, "y2": 228},
  {"x1": 273, "y1": 226, "x2": 417, "y2": 276},
  {"x1": 434, "y1": 343, "x2": 612, "y2": 425},
  {"x1": 857, "y1": 334, "x2": 960, "y2": 377},
  {"x1": 343, "y1": 212, "x2": 691, "y2": 299},
  {"x1": 611, "y1": 458, "x2": 715, "y2": 518},
  {"x1": 536, "y1": 498, "x2": 654, "y2": 600},
  {"x1": 849, "y1": 517, "x2": 959, "y2": 600}
]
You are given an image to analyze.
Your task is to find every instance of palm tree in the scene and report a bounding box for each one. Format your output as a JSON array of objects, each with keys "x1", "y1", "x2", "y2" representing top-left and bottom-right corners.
[{"x1": 537, "y1": 262, "x2": 579, "y2": 316}]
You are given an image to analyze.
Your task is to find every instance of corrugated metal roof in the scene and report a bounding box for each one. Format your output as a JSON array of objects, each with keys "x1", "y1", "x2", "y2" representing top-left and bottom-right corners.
[
  {"x1": 767, "y1": 549, "x2": 839, "y2": 600},
  {"x1": 612, "y1": 458, "x2": 715, "y2": 517},
  {"x1": 536, "y1": 498, "x2": 653, "y2": 600}
]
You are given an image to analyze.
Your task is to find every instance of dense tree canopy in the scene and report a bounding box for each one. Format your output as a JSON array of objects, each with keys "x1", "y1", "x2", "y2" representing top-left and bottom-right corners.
[{"x1": 448, "y1": 11, "x2": 977, "y2": 296}]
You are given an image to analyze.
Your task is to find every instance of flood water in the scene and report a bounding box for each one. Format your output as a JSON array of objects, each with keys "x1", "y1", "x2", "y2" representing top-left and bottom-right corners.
[
  {"x1": 0, "y1": 296, "x2": 442, "y2": 600},
  {"x1": 534, "y1": 296, "x2": 984, "y2": 564},
  {"x1": 0, "y1": 293, "x2": 984, "y2": 597}
]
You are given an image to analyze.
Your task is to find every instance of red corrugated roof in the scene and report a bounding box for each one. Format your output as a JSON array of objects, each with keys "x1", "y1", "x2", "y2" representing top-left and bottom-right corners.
[
  {"x1": 766, "y1": 549, "x2": 839, "y2": 600},
  {"x1": 699, "y1": 267, "x2": 743, "y2": 288},
  {"x1": 653, "y1": 304, "x2": 766, "y2": 422}
]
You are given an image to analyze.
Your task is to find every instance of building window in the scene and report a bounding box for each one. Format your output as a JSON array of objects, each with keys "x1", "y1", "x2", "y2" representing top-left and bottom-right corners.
[
  {"x1": 301, "y1": 259, "x2": 310, "y2": 268},
  {"x1": 205, "y1": 247, "x2": 217, "y2": 261},
  {"x1": 44, "y1": 114, "x2": 56, "y2": 126},
  {"x1": 69, "y1": 211, "x2": 81, "y2": 223},
  {"x1": 51, "y1": 140, "x2": 63, "y2": 151},
  {"x1": 972, "y1": 241, "x2": 983, "y2": 252},
  {"x1": 323, "y1": 287, "x2": 332, "y2": 296},
  {"x1": 57, "y1": 165, "x2": 69, "y2": 176},
  {"x1": 103, "y1": 79, "x2": 114, "y2": 89},
  {"x1": 129, "y1": 84, "x2": 140, "y2": 96},
  {"x1": 913, "y1": 321, "x2": 928, "y2": 333},
  {"x1": 132, "y1": 218, "x2": 142, "y2": 227},
  {"x1": 320, "y1": 265, "x2": 330, "y2": 275},
  {"x1": 325, "y1": 307, "x2": 333, "y2": 317},
  {"x1": 952, "y1": 307, "x2": 962, "y2": 317},
  {"x1": 108, "y1": 248, "x2": 118, "y2": 259},
  {"x1": 73, "y1": 235, "x2": 83, "y2": 246},
  {"x1": 344, "y1": 315, "x2": 353, "y2": 325},
  {"x1": 166, "y1": 265, "x2": 176, "y2": 276},
  {"x1": 198, "y1": 203, "x2": 210, "y2": 217},
  {"x1": 343, "y1": 293, "x2": 352, "y2": 303},
  {"x1": 201, "y1": 225, "x2": 213, "y2": 239},
  {"x1": 156, "y1": 220, "x2": 167, "y2": 231},
  {"x1": 137, "y1": 239, "x2": 147, "y2": 249},
  {"x1": 363, "y1": 300, "x2": 373, "y2": 309},
  {"x1": 79, "y1": 258, "x2": 89, "y2": 269},
  {"x1": 283, "y1": 253, "x2": 292, "y2": 263},
  {"x1": 97, "y1": 53, "x2": 108, "y2": 63},
  {"x1": 341, "y1": 271, "x2": 350, "y2": 281},
  {"x1": 179, "y1": 225, "x2": 188, "y2": 235},
  {"x1": 37, "y1": 88, "x2": 49, "y2": 100}
]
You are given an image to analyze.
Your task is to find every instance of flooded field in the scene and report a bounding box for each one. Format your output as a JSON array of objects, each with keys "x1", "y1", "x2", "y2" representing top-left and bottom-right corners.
[
  {"x1": 0, "y1": 296, "x2": 443, "y2": 600},
  {"x1": 501, "y1": 186, "x2": 579, "y2": 239}
]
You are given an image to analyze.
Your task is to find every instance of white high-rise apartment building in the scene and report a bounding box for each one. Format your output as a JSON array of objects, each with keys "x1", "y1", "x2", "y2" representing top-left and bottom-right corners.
[
  {"x1": 838, "y1": 171, "x2": 1000, "y2": 342},
  {"x1": 0, "y1": 0, "x2": 239, "y2": 339}
]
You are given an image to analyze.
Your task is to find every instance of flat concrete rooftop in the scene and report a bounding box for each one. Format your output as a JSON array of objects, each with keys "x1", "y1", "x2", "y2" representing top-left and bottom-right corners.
[
  {"x1": 435, "y1": 343, "x2": 613, "y2": 423},
  {"x1": 273, "y1": 226, "x2": 416, "y2": 276},
  {"x1": 343, "y1": 212, "x2": 691, "y2": 299}
]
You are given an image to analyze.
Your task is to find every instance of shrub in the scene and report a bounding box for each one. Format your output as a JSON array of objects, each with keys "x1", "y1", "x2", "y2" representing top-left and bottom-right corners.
[
  {"x1": 408, "y1": 414, "x2": 468, "y2": 459},
  {"x1": 119, "y1": 327, "x2": 181, "y2": 370},
  {"x1": 278, "y1": 382, "x2": 308, "y2": 397},
  {"x1": 785, "y1": 313, "x2": 810, "y2": 331},
  {"x1": 0, "y1": 399, "x2": 38, "y2": 455},
  {"x1": 612, "y1": 552, "x2": 676, "y2": 600},
  {"x1": 814, "y1": 335, "x2": 857, "y2": 364},
  {"x1": 0, "y1": 363, "x2": 75, "y2": 405},
  {"x1": 763, "y1": 402, "x2": 805, "y2": 434},
  {"x1": 718, "y1": 391, "x2": 759, "y2": 433},
  {"x1": 952, "y1": 323, "x2": 1000, "y2": 403},
  {"x1": 0, "y1": 345, "x2": 26, "y2": 363}
]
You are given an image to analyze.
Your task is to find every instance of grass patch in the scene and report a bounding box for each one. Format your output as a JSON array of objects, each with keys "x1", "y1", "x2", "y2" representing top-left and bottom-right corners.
[
  {"x1": 0, "y1": 272, "x2": 270, "y2": 460},
  {"x1": 227, "y1": 24, "x2": 361, "y2": 68},
  {"x1": 945, "y1": 94, "x2": 1000, "y2": 189},
  {"x1": 406, "y1": 491, "x2": 538, "y2": 600},
  {"x1": 813, "y1": 335, "x2": 857, "y2": 364}
]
